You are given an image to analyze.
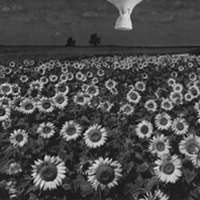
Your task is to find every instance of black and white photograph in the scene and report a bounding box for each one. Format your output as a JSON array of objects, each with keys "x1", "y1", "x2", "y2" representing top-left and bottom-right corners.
[{"x1": 0, "y1": 1, "x2": 200, "y2": 200}]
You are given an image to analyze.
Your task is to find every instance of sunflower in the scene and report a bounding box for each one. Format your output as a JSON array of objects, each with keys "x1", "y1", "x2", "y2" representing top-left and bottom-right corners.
[
  {"x1": 55, "y1": 82, "x2": 70, "y2": 95},
  {"x1": 85, "y1": 84, "x2": 100, "y2": 97},
  {"x1": 97, "y1": 69, "x2": 105, "y2": 77},
  {"x1": 139, "y1": 189, "x2": 169, "y2": 200},
  {"x1": 189, "y1": 72, "x2": 197, "y2": 81},
  {"x1": 19, "y1": 98, "x2": 37, "y2": 114},
  {"x1": 97, "y1": 101, "x2": 114, "y2": 112},
  {"x1": 11, "y1": 84, "x2": 20, "y2": 96},
  {"x1": 49, "y1": 75, "x2": 58, "y2": 83},
  {"x1": 60, "y1": 120, "x2": 82, "y2": 141},
  {"x1": 169, "y1": 91, "x2": 183, "y2": 104},
  {"x1": 135, "y1": 81, "x2": 146, "y2": 92},
  {"x1": 37, "y1": 97, "x2": 55, "y2": 113},
  {"x1": 0, "y1": 104, "x2": 10, "y2": 121},
  {"x1": 119, "y1": 103, "x2": 135, "y2": 116},
  {"x1": 59, "y1": 73, "x2": 68, "y2": 82},
  {"x1": 173, "y1": 83, "x2": 183, "y2": 93},
  {"x1": 160, "y1": 98, "x2": 174, "y2": 111},
  {"x1": 126, "y1": 89, "x2": 141, "y2": 104},
  {"x1": 73, "y1": 92, "x2": 90, "y2": 106},
  {"x1": 29, "y1": 80, "x2": 44, "y2": 92},
  {"x1": 0, "y1": 83, "x2": 12, "y2": 96},
  {"x1": 144, "y1": 99, "x2": 158, "y2": 112},
  {"x1": 189, "y1": 85, "x2": 200, "y2": 99},
  {"x1": 88, "y1": 157, "x2": 122, "y2": 190},
  {"x1": 167, "y1": 78, "x2": 176, "y2": 86},
  {"x1": 187, "y1": 152, "x2": 200, "y2": 168},
  {"x1": 105, "y1": 79, "x2": 117, "y2": 90},
  {"x1": 37, "y1": 122, "x2": 55, "y2": 138},
  {"x1": 135, "y1": 120, "x2": 153, "y2": 139},
  {"x1": 171, "y1": 117, "x2": 189, "y2": 135},
  {"x1": 149, "y1": 134, "x2": 171, "y2": 157},
  {"x1": 31, "y1": 155, "x2": 67, "y2": 191},
  {"x1": 154, "y1": 155, "x2": 182, "y2": 183},
  {"x1": 83, "y1": 124, "x2": 107, "y2": 148},
  {"x1": 110, "y1": 88, "x2": 118, "y2": 95},
  {"x1": 53, "y1": 92, "x2": 68, "y2": 110},
  {"x1": 179, "y1": 134, "x2": 200, "y2": 157},
  {"x1": 154, "y1": 112, "x2": 172, "y2": 130},
  {"x1": 75, "y1": 71, "x2": 85, "y2": 81},
  {"x1": 67, "y1": 72, "x2": 74, "y2": 81},
  {"x1": 92, "y1": 77, "x2": 99, "y2": 84},
  {"x1": 9, "y1": 129, "x2": 29, "y2": 147},
  {"x1": 184, "y1": 92, "x2": 194, "y2": 102}
]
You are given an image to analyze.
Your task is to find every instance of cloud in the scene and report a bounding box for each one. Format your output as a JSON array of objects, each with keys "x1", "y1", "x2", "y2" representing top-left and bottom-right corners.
[
  {"x1": 1, "y1": 4, "x2": 22, "y2": 12},
  {"x1": 138, "y1": 14, "x2": 176, "y2": 23},
  {"x1": 82, "y1": 11, "x2": 102, "y2": 18}
]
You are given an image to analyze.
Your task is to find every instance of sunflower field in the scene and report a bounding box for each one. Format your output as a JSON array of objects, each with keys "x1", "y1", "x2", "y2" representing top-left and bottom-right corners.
[{"x1": 1, "y1": 54, "x2": 200, "y2": 200}]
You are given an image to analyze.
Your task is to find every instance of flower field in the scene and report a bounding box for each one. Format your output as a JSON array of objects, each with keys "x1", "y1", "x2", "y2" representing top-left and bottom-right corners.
[{"x1": 1, "y1": 54, "x2": 200, "y2": 200}]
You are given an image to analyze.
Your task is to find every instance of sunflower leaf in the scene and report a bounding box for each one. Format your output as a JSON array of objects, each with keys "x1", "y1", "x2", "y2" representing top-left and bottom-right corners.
[{"x1": 183, "y1": 168, "x2": 197, "y2": 184}]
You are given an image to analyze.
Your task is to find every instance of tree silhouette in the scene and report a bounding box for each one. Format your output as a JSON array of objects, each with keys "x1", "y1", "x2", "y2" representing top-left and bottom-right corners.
[
  {"x1": 66, "y1": 37, "x2": 76, "y2": 47},
  {"x1": 89, "y1": 33, "x2": 101, "y2": 47}
]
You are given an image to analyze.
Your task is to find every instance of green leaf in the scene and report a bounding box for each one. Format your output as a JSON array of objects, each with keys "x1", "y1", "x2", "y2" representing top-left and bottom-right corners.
[
  {"x1": 183, "y1": 168, "x2": 197, "y2": 184},
  {"x1": 80, "y1": 181, "x2": 94, "y2": 197}
]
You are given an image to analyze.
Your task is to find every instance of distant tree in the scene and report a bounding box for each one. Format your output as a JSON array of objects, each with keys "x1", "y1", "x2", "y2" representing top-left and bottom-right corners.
[
  {"x1": 66, "y1": 37, "x2": 76, "y2": 47},
  {"x1": 89, "y1": 33, "x2": 101, "y2": 47}
]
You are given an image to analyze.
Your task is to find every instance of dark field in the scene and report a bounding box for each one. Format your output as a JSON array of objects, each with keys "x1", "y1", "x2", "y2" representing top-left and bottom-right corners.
[{"x1": 0, "y1": 46, "x2": 199, "y2": 64}]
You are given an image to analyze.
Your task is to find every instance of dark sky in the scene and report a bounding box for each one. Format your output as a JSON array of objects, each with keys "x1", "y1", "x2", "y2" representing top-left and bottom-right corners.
[{"x1": 1, "y1": 0, "x2": 200, "y2": 46}]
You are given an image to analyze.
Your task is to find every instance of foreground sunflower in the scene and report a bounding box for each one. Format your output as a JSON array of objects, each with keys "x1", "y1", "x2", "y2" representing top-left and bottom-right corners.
[
  {"x1": 139, "y1": 189, "x2": 169, "y2": 200},
  {"x1": 135, "y1": 120, "x2": 153, "y2": 139},
  {"x1": 9, "y1": 129, "x2": 29, "y2": 147},
  {"x1": 171, "y1": 117, "x2": 189, "y2": 135},
  {"x1": 88, "y1": 157, "x2": 122, "y2": 190},
  {"x1": 83, "y1": 124, "x2": 107, "y2": 148},
  {"x1": 154, "y1": 112, "x2": 172, "y2": 130},
  {"x1": 179, "y1": 134, "x2": 200, "y2": 157},
  {"x1": 149, "y1": 134, "x2": 171, "y2": 157},
  {"x1": 60, "y1": 120, "x2": 82, "y2": 141},
  {"x1": 37, "y1": 122, "x2": 55, "y2": 139},
  {"x1": 154, "y1": 155, "x2": 182, "y2": 183},
  {"x1": 31, "y1": 155, "x2": 67, "y2": 191}
]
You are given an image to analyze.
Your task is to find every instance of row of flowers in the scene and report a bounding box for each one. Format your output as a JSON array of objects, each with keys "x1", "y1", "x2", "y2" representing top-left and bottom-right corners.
[{"x1": 1, "y1": 54, "x2": 200, "y2": 200}]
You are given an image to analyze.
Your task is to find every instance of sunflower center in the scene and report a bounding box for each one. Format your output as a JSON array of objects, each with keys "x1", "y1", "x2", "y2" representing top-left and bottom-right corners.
[
  {"x1": 56, "y1": 96, "x2": 65, "y2": 104},
  {"x1": 156, "y1": 142, "x2": 165, "y2": 152},
  {"x1": 43, "y1": 126, "x2": 52, "y2": 134},
  {"x1": 42, "y1": 101, "x2": 51, "y2": 109},
  {"x1": 58, "y1": 85, "x2": 66, "y2": 92},
  {"x1": 25, "y1": 103, "x2": 34, "y2": 110},
  {"x1": 140, "y1": 125, "x2": 149, "y2": 134},
  {"x1": 124, "y1": 106, "x2": 131, "y2": 113},
  {"x1": 129, "y1": 92, "x2": 137, "y2": 100},
  {"x1": 15, "y1": 134, "x2": 24, "y2": 142},
  {"x1": 66, "y1": 126, "x2": 76, "y2": 136},
  {"x1": 39, "y1": 164, "x2": 58, "y2": 182},
  {"x1": 176, "y1": 122, "x2": 184, "y2": 131},
  {"x1": 0, "y1": 108, "x2": 6, "y2": 116},
  {"x1": 2, "y1": 86, "x2": 10, "y2": 93},
  {"x1": 163, "y1": 102, "x2": 170, "y2": 108},
  {"x1": 88, "y1": 86, "x2": 96, "y2": 94},
  {"x1": 186, "y1": 140, "x2": 199, "y2": 154},
  {"x1": 148, "y1": 103, "x2": 154, "y2": 109},
  {"x1": 160, "y1": 117, "x2": 168, "y2": 126},
  {"x1": 77, "y1": 96, "x2": 84, "y2": 103},
  {"x1": 88, "y1": 130, "x2": 102, "y2": 142},
  {"x1": 161, "y1": 161, "x2": 175, "y2": 175},
  {"x1": 96, "y1": 165, "x2": 115, "y2": 185}
]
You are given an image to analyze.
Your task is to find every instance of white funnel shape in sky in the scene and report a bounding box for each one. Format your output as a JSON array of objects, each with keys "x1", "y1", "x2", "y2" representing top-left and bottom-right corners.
[{"x1": 107, "y1": 0, "x2": 143, "y2": 31}]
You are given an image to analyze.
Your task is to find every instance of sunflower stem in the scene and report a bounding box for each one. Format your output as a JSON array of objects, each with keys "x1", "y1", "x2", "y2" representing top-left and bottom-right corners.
[{"x1": 98, "y1": 185, "x2": 102, "y2": 200}]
